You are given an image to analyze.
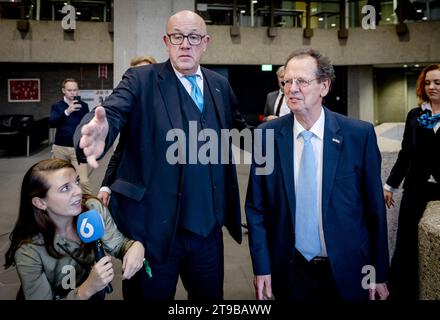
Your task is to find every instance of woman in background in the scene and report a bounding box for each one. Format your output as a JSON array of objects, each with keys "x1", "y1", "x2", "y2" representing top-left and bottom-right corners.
[{"x1": 384, "y1": 64, "x2": 440, "y2": 300}]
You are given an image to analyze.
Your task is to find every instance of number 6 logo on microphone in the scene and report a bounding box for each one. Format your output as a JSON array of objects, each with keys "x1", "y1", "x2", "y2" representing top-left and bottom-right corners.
[
  {"x1": 79, "y1": 218, "x2": 94, "y2": 239},
  {"x1": 77, "y1": 210, "x2": 105, "y2": 243}
]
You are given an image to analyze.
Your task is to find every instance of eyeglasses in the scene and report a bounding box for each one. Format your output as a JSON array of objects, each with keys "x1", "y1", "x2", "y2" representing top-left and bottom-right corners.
[
  {"x1": 281, "y1": 78, "x2": 318, "y2": 88},
  {"x1": 167, "y1": 33, "x2": 206, "y2": 46}
]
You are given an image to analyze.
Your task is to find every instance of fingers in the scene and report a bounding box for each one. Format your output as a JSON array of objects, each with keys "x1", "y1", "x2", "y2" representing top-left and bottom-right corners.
[
  {"x1": 264, "y1": 283, "x2": 273, "y2": 300},
  {"x1": 369, "y1": 288, "x2": 375, "y2": 300},
  {"x1": 383, "y1": 191, "x2": 395, "y2": 209},
  {"x1": 121, "y1": 259, "x2": 143, "y2": 280},
  {"x1": 87, "y1": 155, "x2": 99, "y2": 169},
  {"x1": 97, "y1": 191, "x2": 110, "y2": 207},
  {"x1": 90, "y1": 256, "x2": 114, "y2": 289},
  {"x1": 95, "y1": 106, "x2": 107, "y2": 123},
  {"x1": 253, "y1": 276, "x2": 265, "y2": 300}
]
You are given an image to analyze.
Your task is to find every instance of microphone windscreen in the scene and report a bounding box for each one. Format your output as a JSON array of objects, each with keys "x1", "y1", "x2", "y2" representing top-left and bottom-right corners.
[{"x1": 77, "y1": 209, "x2": 105, "y2": 243}]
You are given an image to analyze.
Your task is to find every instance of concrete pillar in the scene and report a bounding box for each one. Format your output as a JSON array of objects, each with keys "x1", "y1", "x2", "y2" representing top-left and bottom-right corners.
[
  {"x1": 347, "y1": 65, "x2": 376, "y2": 124},
  {"x1": 113, "y1": 0, "x2": 194, "y2": 86}
]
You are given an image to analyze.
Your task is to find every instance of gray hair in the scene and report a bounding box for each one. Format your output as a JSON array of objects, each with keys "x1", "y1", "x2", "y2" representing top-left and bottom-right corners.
[{"x1": 284, "y1": 48, "x2": 335, "y2": 85}]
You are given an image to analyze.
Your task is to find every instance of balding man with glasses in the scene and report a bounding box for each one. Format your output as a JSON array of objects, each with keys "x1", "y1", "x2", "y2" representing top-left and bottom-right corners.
[{"x1": 74, "y1": 10, "x2": 250, "y2": 300}]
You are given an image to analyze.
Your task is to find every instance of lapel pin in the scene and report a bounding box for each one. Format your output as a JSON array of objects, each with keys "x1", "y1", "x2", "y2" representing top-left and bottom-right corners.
[
  {"x1": 215, "y1": 88, "x2": 220, "y2": 92},
  {"x1": 332, "y1": 138, "x2": 341, "y2": 144}
]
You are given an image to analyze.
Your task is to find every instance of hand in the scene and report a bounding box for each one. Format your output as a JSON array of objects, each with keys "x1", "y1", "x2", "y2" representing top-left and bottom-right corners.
[
  {"x1": 384, "y1": 189, "x2": 395, "y2": 209},
  {"x1": 78, "y1": 255, "x2": 114, "y2": 299},
  {"x1": 369, "y1": 283, "x2": 389, "y2": 300},
  {"x1": 66, "y1": 101, "x2": 82, "y2": 115},
  {"x1": 79, "y1": 106, "x2": 108, "y2": 168},
  {"x1": 265, "y1": 115, "x2": 278, "y2": 121},
  {"x1": 253, "y1": 275, "x2": 273, "y2": 300},
  {"x1": 97, "y1": 190, "x2": 110, "y2": 207},
  {"x1": 122, "y1": 241, "x2": 145, "y2": 280}
]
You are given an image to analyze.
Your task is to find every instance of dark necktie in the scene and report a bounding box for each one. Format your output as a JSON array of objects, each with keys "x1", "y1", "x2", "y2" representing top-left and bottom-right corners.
[{"x1": 275, "y1": 93, "x2": 284, "y2": 116}]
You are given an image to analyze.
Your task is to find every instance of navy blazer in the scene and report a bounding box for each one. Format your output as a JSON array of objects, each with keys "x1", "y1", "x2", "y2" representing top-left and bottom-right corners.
[
  {"x1": 386, "y1": 106, "x2": 440, "y2": 191},
  {"x1": 75, "y1": 61, "x2": 248, "y2": 263},
  {"x1": 245, "y1": 108, "x2": 389, "y2": 300}
]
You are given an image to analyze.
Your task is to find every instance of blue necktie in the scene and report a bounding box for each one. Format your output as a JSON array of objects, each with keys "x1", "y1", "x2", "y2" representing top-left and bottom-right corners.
[
  {"x1": 295, "y1": 130, "x2": 321, "y2": 261},
  {"x1": 185, "y1": 75, "x2": 204, "y2": 112}
]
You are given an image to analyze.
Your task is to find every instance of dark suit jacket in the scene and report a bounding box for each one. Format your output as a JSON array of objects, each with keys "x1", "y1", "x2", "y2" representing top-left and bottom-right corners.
[
  {"x1": 386, "y1": 106, "x2": 440, "y2": 191},
  {"x1": 75, "y1": 61, "x2": 248, "y2": 263},
  {"x1": 100, "y1": 133, "x2": 125, "y2": 188},
  {"x1": 263, "y1": 90, "x2": 279, "y2": 117},
  {"x1": 245, "y1": 108, "x2": 389, "y2": 300}
]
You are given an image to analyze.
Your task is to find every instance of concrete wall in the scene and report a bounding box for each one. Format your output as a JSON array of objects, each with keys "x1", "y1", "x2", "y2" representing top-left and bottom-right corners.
[
  {"x1": 202, "y1": 22, "x2": 440, "y2": 66},
  {"x1": 2, "y1": 18, "x2": 439, "y2": 67},
  {"x1": 0, "y1": 20, "x2": 113, "y2": 63},
  {"x1": 419, "y1": 201, "x2": 440, "y2": 300},
  {"x1": 376, "y1": 69, "x2": 407, "y2": 123},
  {"x1": 113, "y1": 0, "x2": 194, "y2": 85},
  {"x1": 347, "y1": 66, "x2": 375, "y2": 123}
]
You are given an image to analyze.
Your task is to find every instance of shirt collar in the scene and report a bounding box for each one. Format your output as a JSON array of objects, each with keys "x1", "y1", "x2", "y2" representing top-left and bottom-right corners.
[
  {"x1": 293, "y1": 107, "x2": 325, "y2": 141},
  {"x1": 63, "y1": 96, "x2": 70, "y2": 104},
  {"x1": 172, "y1": 65, "x2": 203, "y2": 81},
  {"x1": 421, "y1": 102, "x2": 432, "y2": 112}
]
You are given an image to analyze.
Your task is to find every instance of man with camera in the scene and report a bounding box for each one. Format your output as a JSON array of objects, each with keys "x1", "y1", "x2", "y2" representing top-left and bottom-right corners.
[{"x1": 49, "y1": 78, "x2": 92, "y2": 194}]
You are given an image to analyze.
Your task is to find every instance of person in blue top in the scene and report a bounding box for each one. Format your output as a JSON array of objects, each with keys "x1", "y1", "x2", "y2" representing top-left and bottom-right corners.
[{"x1": 49, "y1": 78, "x2": 91, "y2": 194}]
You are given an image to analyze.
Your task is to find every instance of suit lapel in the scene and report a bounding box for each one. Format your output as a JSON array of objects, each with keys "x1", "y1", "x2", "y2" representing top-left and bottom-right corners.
[
  {"x1": 322, "y1": 108, "x2": 343, "y2": 220},
  {"x1": 276, "y1": 115, "x2": 296, "y2": 223},
  {"x1": 157, "y1": 61, "x2": 183, "y2": 130},
  {"x1": 202, "y1": 69, "x2": 228, "y2": 129}
]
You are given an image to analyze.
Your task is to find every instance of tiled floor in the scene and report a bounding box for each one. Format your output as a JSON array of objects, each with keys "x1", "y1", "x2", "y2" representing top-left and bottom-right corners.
[{"x1": 0, "y1": 124, "x2": 402, "y2": 300}]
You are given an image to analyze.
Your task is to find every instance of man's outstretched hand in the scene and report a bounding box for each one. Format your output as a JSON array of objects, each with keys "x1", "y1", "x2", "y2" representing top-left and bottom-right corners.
[{"x1": 79, "y1": 106, "x2": 108, "y2": 168}]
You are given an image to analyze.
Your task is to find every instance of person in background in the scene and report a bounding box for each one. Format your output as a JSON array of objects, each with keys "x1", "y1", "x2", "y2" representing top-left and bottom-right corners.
[
  {"x1": 246, "y1": 48, "x2": 389, "y2": 300},
  {"x1": 384, "y1": 63, "x2": 440, "y2": 300},
  {"x1": 4, "y1": 159, "x2": 145, "y2": 300},
  {"x1": 74, "y1": 10, "x2": 250, "y2": 300},
  {"x1": 49, "y1": 79, "x2": 92, "y2": 194},
  {"x1": 263, "y1": 66, "x2": 290, "y2": 121},
  {"x1": 97, "y1": 55, "x2": 157, "y2": 206}
]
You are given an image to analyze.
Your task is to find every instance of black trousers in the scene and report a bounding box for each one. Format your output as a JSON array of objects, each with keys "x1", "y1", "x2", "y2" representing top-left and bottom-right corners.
[
  {"x1": 122, "y1": 227, "x2": 224, "y2": 300},
  {"x1": 280, "y1": 250, "x2": 340, "y2": 300},
  {"x1": 389, "y1": 182, "x2": 440, "y2": 300}
]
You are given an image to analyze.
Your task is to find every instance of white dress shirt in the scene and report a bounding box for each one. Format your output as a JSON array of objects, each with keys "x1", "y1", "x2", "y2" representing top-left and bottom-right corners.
[{"x1": 172, "y1": 65, "x2": 204, "y2": 96}]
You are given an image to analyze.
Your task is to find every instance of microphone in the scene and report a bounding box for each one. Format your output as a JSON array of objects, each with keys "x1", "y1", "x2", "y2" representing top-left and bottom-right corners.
[{"x1": 77, "y1": 209, "x2": 113, "y2": 296}]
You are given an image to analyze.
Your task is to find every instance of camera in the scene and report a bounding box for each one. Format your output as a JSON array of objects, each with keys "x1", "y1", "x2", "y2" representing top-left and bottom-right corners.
[{"x1": 73, "y1": 96, "x2": 81, "y2": 104}]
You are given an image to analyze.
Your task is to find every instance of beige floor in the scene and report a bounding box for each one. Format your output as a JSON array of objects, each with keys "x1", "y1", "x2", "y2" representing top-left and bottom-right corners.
[{"x1": 0, "y1": 124, "x2": 402, "y2": 300}]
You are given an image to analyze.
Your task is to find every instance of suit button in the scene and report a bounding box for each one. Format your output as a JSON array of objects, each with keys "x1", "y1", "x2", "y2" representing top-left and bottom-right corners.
[{"x1": 178, "y1": 193, "x2": 182, "y2": 197}]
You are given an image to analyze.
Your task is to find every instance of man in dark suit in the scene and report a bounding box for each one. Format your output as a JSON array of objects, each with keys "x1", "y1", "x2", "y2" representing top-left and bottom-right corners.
[
  {"x1": 97, "y1": 55, "x2": 157, "y2": 207},
  {"x1": 263, "y1": 66, "x2": 289, "y2": 121},
  {"x1": 245, "y1": 48, "x2": 389, "y2": 300},
  {"x1": 74, "y1": 10, "x2": 249, "y2": 300}
]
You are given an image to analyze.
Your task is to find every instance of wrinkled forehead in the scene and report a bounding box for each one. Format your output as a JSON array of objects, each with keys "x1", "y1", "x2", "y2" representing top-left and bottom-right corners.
[
  {"x1": 285, "y1": 56, "x2": 318, "y2": 78},
  {"x1": 167, "y1": 14, "x2": 206, "y2": 34}
]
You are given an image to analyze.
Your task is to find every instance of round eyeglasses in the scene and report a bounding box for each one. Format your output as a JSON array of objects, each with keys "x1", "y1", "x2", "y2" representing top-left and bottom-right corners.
[
  {"x1": 281, "y1": 78, "x2": 318, "y2": 88},
  {"x1": 167, "y1": 33, "x2": 206, "y2": 46}
]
